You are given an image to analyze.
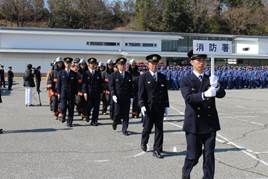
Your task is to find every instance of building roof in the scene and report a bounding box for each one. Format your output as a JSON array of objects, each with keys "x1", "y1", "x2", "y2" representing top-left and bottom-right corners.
[
  {"x1": 0, "y1": 27, "x2": 183, "y2": 40},
  {"x1": 2, "y1": 27, "x2": 268, "y2": 39}
]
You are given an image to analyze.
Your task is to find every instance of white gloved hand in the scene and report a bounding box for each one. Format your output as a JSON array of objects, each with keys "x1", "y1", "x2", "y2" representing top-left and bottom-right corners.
[
  {"x1": 141, "y1": 106, "x2": 147, "y2": 116},
  {"x1": 112, "y1": 95, "x2": 118, "y2": 103},
  {"x1": 164, "y1": 107, "x2": 169, "y2": 116},
  {"x1": 84, "y1": 93, "x2": 87, "y2": 101},
  {"x1": 209, "y1": 75, "x2": 219, "y2": 88},
  {"x1": 204, "y1": 87, "x2": 216, "y2": 98}
]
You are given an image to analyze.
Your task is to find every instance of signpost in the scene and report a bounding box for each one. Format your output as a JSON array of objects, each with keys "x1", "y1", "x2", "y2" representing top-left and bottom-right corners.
[{"x1": 193, "y1": 40, "x2": 232, "y2": 76}]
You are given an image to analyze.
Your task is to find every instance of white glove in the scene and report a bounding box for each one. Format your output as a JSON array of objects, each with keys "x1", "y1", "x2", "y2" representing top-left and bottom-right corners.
[
  {"x1": 204, "y1": 87, "x2": 216, "y2": 98},
  {"x1": 209, "y1": 75, "x2": 219, "y2": 88},
  {"x1": 112, "y1": 95, "x2": 117, "y2": 103},
  {"x1": 84, "y1": 93, "x2": 87, "y2": 101},
  {"x1": 141, "y1": 106, "x2": 147, "y2": 116},
  {"x1": 164, "y1": 107, "x2": 169, "y2": 116}
]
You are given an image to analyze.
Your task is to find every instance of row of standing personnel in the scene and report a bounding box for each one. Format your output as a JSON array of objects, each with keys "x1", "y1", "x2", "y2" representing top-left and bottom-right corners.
[
  {"x1": 161, "y1": 65, "x2": 268, "y2": 90},
  {"x1": 0, "y1": 65, "x2": 14, "y2": 91}
]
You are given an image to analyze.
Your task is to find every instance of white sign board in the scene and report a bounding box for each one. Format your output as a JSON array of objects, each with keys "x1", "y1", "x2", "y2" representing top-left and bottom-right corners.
[
  {"x1": 227, "y1": 59, "x2": 237, "y2": 64},
  {"x1": 193, "y1": 40, "x2": 232, "y2": 55}
]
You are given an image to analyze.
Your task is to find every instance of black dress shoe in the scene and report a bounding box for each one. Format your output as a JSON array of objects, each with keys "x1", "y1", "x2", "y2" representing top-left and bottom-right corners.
[
  {"x1": 67, "y1": 123, "x2": 73, "y2": 127},
  {"x1": 141, "y1": 144, "x2": 147, "y2": 152},
  {"x1": 0, "y1": 129, "x2": 3, "y2": 134},
  {"x1": 112, "y1": 122, "x2": 117, "y2": 130},
  {"x1": 93, "y1": 122, "x2": 98, "y2": 126},
  {"x1": 122, "y1": 131, "x2": 130, "y2": 136},
  {"x1": 153, "y1": 151, "x2": 163, "y2": 159}
]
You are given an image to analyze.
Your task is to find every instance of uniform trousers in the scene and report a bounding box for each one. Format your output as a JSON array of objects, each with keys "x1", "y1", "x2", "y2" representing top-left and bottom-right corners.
[
  {"x1": 113, "y1": 98, "x2": 130, "y2": 132},
  {"x1": 60, "y1": 95, "x2": 75, "y2": 124},
  {"x1": 141, "y1": 105, "x2": 164, "y2": 152},
  {"x1": 87, "y1": 94, "x2": 101, "y2": 123},
  {"x1": 182, "y1": 132, "x2": 216, "y2": 179},
  {"x1": 102, "y1": 93, "x2": 111, "y2": 114}
]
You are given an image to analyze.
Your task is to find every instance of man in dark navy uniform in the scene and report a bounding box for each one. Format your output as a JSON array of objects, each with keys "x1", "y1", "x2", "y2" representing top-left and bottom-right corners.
[
  {"x1": 128, "y1": 59, "x2": 141, "y2": 118},
  {"x1": 56, "y1": 57, "x2": 78, "y2": 127},
  {"x1": 0, "y1": 65, "x2": 5, "y2": 88},
  {"x1": 82, "y1": 58, "x2": 103, "y2": 126},
  {"x1": 138, "y1": 54, "x2": 169, "y2": 159},
  {"x1": 180, "y1": 50, "x2": 226, "y2": 179},
  {"x1": 101, "y1": 59, "x2": 114, "y2": 115},
  {"x1": 109, "y1": 57, "x2": 133, "y2": 136},
  {"x1": 7, "y1": 66, "x2": 14, "y2": 91}
]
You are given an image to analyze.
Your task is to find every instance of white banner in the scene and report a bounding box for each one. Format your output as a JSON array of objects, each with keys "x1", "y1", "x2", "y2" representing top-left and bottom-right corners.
[{"x1": 193, "y1": 40, "x2": 232, "y2": 55}]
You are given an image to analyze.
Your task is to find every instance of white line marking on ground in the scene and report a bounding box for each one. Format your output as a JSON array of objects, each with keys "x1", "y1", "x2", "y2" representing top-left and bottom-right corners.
[
  {"x1": 94, "y1": 160, "x2": 110, "y2": 163},
  {"x1": 133, "y1": 151, "x2": 146, "y2": 158},
  {"x1": 250, "y1": 121, "x2": 265, "y2": 127},
  {"x1": 255, "y1": 152, "x2": 268, "y2": 154},
  {"x1": 229, "y1": 118, "x2": 265, "y2": 127},
  {"x1": 167, "y1": 122, "x2": 183, "y2": 128},
  {"x1": 224, "y1": 116, "x2": 257, "y2": 118},
  {"x1": 235, "y1": 105, "x2": 247, "y2": 109},
  {"x1": 132, "y1": 144, "x2": 150, "y2": 158},
  {"x1": 217, "y1": 134, "x2": 268, "y2": 167},
  {"x1": 169, "y1": 105, "x2": 184, "y2": 115},
  {"x1": 169, "y1": 105, "x2": 268, "y2": 167},
  {"x1": 173, "y1": 146, "x2": 177, "y2": 152}
]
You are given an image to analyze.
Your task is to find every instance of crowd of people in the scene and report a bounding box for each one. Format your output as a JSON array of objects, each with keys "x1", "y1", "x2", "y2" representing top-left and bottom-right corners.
[
  {"x1": 41, "y1": 52, "x2": 226, "y2": 178},
  {"x1": 0, "y1": 64, "x2": 14, "y2": 134},
  {"x1": 45, "y1": 57, "x2": 143, "y2": 128},
  {"x1": 159, "y1": 65, "x2": 268, "y2": 90},
  {"x1": 43, "y1": 55, "x2": 170, "y2": 161},
  {"x1": 2, "y1": 51, "x2": 267, "y2": 178}
]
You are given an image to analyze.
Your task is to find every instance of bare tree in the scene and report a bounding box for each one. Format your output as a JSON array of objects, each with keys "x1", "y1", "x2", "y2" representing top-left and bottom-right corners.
[{"x1": 0, "y1": 0, "x2": 34, "y2": 27}]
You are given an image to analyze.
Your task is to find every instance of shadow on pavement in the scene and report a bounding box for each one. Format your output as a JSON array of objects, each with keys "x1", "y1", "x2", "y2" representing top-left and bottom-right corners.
[
  {"x1": 128, "y1": 129, "x2": 183, "y2": 135},
  {"x1": 3, "y1": 127, "x2": 72, "y2": 134},
  {"x1": 215, "y1": 147, "x2": 243, "y2": 153},
  {"x1": 161, "y1": 147, "x2": 242, "y2": 158}
]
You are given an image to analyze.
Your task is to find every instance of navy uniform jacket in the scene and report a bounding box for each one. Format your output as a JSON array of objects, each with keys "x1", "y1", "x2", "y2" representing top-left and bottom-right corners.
[
  {"x1": 180, "y1": 73, "x2": 226, "y2": 134},
  {"x1": 138, "y1": 72, "x2": 169, "y2": 112},
  {"x1": 23, "y1": 69, "x2": 35, "y2": 87},
  {"x1": 109, "y1": 71, "x2": 133, "y2": 101},
  {"x1": 7, "y1": 70, "x2": 14, "y2": 81},
  {"x1": 56, "y1": 69, "x2": 78, "y2": 98},
  {"x1": 82, "y1": 70, "x2": 103, "y2": 96}
]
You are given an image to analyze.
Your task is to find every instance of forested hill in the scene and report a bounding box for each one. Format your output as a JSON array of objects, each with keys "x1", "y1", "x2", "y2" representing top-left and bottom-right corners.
[{"x1": 1, "y1": 0, "x2": 268, "y2": 35}]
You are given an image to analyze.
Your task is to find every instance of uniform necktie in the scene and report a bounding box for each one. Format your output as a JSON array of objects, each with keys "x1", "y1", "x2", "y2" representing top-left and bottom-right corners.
[
  {"x1": 199, "y1": 75, "x2": 203, "y2": 82},
  {"x1": 152, "y1": 73, "x2": 157, "y2": 81},
  {"x1": 121, "y1": 72, "x2": 124, "y2": 79}
]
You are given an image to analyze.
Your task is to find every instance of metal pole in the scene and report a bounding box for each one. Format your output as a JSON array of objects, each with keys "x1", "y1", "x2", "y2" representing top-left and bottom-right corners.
[{"x1": 211, "y1": 56, "x2": 215, "y2": 76}]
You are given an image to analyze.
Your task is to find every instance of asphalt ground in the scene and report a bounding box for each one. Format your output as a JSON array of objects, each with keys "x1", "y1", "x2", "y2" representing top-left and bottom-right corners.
[{"x1": 0, "y1": 81, "x2": 268, "y2": 179}]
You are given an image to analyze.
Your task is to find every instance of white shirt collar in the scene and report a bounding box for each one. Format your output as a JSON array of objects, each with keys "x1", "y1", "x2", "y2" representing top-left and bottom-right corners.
[
  {"x1": 89, "y1": 68, "x2": 95, "y2": 74},
  {"x1": 193, "y1": 70, "x2": 204, "y2": 78},
  {"x1": 149, "y1": 70, "x2": 157, "y2": 77}
]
